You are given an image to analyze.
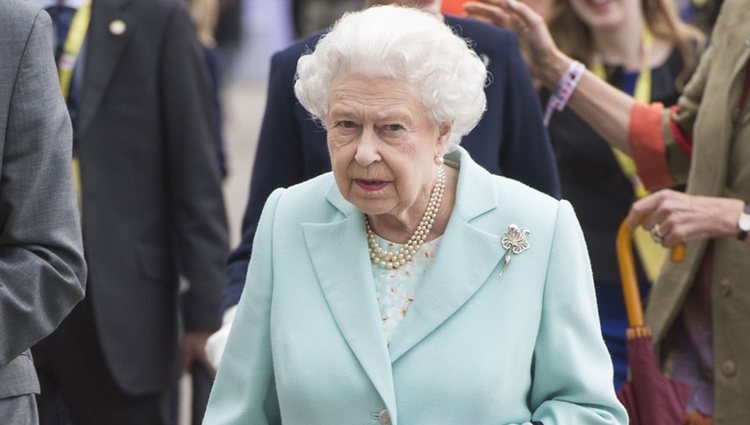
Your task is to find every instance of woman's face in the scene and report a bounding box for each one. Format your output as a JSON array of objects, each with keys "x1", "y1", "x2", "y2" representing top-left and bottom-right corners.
[
  {"x1": 326, "y1": 75, "x2": 450, "y2": 222},
  {"x1": 568, "y1": 0, "x2": 639, "y2": 30}
]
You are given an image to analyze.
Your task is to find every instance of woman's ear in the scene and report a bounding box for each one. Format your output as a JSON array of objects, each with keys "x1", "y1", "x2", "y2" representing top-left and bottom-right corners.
[{"x1": 437, "y1": 121, "x2": 453, "y2": 151}]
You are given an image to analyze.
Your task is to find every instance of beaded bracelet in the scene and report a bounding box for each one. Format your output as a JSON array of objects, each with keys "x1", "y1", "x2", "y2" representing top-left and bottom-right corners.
[{"x1": 543, "y1": 60, "x2": 586, "y2": 126}]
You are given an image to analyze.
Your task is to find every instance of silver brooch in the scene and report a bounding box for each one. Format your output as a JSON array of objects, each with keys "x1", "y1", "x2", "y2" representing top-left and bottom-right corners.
[{"x1": 498, "y1": 224, "x2": 530, "y2": 277}]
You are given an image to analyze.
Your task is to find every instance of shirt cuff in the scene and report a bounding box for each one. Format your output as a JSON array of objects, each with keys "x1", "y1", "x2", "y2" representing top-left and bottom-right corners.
[{"x1": 628, "y1": 102, "x2": 675, "y2": 190}]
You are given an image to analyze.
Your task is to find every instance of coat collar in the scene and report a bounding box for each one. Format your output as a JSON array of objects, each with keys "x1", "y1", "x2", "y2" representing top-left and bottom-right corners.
[
  {"x1": 725, "y1": 0, "x2": 750, "y2": 101},
  {"x1": 76, "y1": 0, "x2": 136, "y2": 139},
  {"x1": 302, "y1": 147, "x2": 506, "y2": 421},
  {"x1": 729, "y1": 29, "x2": 750, "y2": 93}
]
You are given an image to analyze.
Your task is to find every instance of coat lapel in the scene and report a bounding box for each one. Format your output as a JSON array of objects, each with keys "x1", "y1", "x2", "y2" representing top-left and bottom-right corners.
[
  {"x1": 76, "y1": 0, "x2": 135, "y2": 139},
  {"x1": 302, "y1": 184, "x2": 397, "y2": 418},
  {"x1": 302, "y1": 149, "x2": 513, "y2": 414},
  {"x1": 388, "y1": 148, "x2": 506, "y2": 363}
]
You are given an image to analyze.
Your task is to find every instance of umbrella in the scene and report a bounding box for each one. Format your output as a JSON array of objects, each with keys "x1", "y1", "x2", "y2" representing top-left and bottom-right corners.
[{"x1": 615, "y1": 219, "x2": 690, "y2": 425}]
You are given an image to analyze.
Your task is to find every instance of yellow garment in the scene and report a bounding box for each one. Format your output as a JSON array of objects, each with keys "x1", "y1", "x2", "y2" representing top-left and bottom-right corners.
[
  {"x1": 592, "y1": 28, "x2": 667, "y2": 283},
  {"x1": 58, "y1": 2, "x2": 90, "y2": 102}
]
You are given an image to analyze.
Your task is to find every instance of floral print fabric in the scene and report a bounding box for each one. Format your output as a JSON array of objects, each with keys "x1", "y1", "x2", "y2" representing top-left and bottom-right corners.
[{"x1": 370, "y1": 234, "x2": 442, "y2": 346}]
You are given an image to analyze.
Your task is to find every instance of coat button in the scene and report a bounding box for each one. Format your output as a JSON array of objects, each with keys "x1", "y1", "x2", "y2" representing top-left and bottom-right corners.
[
  {"x1": 719, "y1": 278, "x2": 732, "y2": 296},
  {"x1": 722, "y1": 360, "x2": 737, "y2": 377},
  {"x1": 378, "y1": 409, "x2": 392, "y2": 425}
]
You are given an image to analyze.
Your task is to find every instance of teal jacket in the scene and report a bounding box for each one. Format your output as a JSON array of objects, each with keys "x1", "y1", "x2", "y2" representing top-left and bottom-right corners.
[{"x1": 204, "y1": 148, "x2": 627, "y2": 425}]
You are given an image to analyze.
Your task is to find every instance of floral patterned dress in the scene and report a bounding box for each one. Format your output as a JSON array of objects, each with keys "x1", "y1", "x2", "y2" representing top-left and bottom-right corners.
[{"x1": 370, "y1": 234, "x2": 443, "y2": 346}]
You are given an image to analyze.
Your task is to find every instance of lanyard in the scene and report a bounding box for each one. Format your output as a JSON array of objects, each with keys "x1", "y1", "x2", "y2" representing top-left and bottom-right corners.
[
  {"x1": 593, "y1": 27, "x2": 666, "y2": 283},
  {"x1": 592, "y1": 27, "x2": 653, "y2": 200},
  {"x1": 58, "y1": 0, "x2": 91, "y2": 100}
]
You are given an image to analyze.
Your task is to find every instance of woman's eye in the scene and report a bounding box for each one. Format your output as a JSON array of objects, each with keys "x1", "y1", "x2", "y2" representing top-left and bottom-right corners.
[
  {"x1": 384, "y1": 124, "x2": 404, "y2": 132},
  {"x1": 336, "y1": 120, "x2": 357, "y2": 129}
]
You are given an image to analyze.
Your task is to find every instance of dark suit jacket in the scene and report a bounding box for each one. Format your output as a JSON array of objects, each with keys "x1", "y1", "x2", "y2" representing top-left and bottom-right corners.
[
  {"x1": 0, "y1": 0, "x2": 86, "y2": 403},
  {"x1": 73, "y1": 0, "x2": 227, "y2": 395},
  {"x1": 222, "y1": 15, "x2": 560, "y2": 310}
]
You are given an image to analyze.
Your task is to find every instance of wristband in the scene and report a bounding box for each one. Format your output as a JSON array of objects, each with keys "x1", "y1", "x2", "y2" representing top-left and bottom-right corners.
[{"x1": 543, "y1": 60, "x2": 585, "y2": 126}]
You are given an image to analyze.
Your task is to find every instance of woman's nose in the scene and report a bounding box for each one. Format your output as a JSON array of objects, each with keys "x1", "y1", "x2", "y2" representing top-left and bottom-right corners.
[{"x1": 354, "y1": 130, "x2": 381, "y2": 166}]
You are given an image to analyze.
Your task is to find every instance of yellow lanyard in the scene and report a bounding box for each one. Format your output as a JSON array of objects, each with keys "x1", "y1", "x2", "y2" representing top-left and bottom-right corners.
[
  {"x1": 592, "y1": 28, "x2": 666, "y2": 283},
  {"x1": 592, "y1": 27, "x2": 653, "y2": 200},
  {"x1": 58, "y1": 1, "x2": 91, "y2": 100}
]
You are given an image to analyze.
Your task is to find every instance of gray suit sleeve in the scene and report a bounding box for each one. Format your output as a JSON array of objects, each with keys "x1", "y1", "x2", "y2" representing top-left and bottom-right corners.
[{"x1": 0, "y1": 9, "x2": 87, "y2": 366}]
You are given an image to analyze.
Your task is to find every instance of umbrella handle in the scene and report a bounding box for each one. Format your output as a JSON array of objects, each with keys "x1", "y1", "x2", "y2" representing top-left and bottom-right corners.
[{"x1": 616, "y1": 219, "x2": 686, "y2": 328}]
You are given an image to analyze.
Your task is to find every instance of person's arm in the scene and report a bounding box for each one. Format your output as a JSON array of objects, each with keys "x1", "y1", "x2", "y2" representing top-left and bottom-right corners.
[
  {"x1": 527, "y1": 201, "x2": 628, "y2": 424},
  {"x1": 465, "y1": 0, "x2": 635, "y2": 152},
  {"x1": 159, "y1": 2, "x2": 229, "y2": 372},
  {"x1": 465, "y1": 0, "x2": 698, "y2": 190},
  {"x1": 0, "y1": 9, "x2": 86, "y2": 365}
]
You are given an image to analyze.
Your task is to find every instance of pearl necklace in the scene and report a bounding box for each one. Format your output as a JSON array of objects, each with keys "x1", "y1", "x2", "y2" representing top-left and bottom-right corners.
[{"x1": 366, "y1": 166, "x2": 446, "y2": 269}]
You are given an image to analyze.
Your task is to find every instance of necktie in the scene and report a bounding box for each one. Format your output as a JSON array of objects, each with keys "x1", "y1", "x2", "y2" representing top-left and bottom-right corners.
[{"x1": 46, "y1": 5, "x2": 77, "y2": 62}]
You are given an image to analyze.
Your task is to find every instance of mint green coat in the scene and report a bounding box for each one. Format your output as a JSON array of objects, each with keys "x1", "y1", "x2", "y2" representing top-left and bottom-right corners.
[{"x1": 204, "y1": 148, "x2": 627, "y2": 425}]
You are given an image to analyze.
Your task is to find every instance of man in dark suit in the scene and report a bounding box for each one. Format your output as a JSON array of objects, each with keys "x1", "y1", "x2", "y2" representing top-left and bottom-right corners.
[
  {"x1": 206, "y1": 0, "x2": 560, "y2": 363},
  {"x1": 0, "y1": 2, "x2": 87, "y2": 423},
  {"x1": 32, "y1": 0, "x2": 228, "y2": 423}
]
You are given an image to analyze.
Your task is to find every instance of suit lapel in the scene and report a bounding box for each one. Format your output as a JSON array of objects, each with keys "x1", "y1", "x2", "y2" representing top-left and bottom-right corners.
[
  {"x1": 76, "y1": 0, "x2": 135, "y2": 139},
  {"x1": 302, "y1": 184, "x2": 397, "y2": 416},
  {"x1": 388, "y1": 149, "x2": 505, "y2": 363}
]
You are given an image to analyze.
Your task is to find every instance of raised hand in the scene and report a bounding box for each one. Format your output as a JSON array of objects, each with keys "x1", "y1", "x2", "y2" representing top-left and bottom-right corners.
[{"x1": 464, "y1": 0, "x2": 561, "y2": 82}]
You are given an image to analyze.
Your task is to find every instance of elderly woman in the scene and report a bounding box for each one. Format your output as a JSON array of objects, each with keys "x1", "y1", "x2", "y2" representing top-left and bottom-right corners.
[{"x1": 203, "y1": 5, "x2": 626, "y2": 425}]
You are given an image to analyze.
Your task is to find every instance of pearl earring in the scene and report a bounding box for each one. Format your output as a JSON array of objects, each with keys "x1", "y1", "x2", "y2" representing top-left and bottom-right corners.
[{"x1": 434, "y1": 155, "x2": 444, "y2": 166}]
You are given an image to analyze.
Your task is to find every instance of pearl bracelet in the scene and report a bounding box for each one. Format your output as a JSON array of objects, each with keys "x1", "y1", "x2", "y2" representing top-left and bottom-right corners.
[{"x1": 543, "y1": 60, "x2": 586, "y2": 126}]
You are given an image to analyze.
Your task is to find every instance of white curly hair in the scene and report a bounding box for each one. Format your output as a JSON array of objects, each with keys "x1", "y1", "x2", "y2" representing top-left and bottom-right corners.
[{"x1": 294, "y1": 4, "x2": 488, "y2": 147}]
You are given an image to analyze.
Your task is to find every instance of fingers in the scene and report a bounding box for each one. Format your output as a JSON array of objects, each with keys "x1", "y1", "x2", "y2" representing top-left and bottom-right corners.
[
  {"x1": 626, "y1": 191, "x2": 665, "y2": 230},
  {"x1": 506, "y1": 0, "x2": 544, "y2": 27},
  {"x1": 464, "y1": 2, "x2": 515, "y2": 28},
  {"x1": 627, "y1": 190, "x2": 694, "y2": 247},
  {"x1": 198, "y1": 353, "x2": 217, "y2": 380},
  {"x1": 627, "y1": 191, "x2": 676, "y2": 247}
]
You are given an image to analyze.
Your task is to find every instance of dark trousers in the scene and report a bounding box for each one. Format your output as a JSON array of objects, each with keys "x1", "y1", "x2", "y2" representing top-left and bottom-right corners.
[{"x1": 32, "y1": 300, "x2": 168, "y2": 425}]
